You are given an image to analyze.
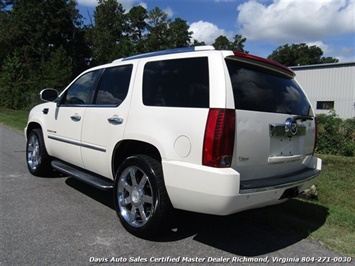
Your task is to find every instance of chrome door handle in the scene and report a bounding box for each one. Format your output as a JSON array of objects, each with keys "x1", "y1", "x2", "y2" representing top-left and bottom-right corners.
[
  {"x1": 70, "y1": 114, "x2": 81, "y2": 122},
  {"x1": 107, "y1": 116, "x2": 123, "y2": 125}
]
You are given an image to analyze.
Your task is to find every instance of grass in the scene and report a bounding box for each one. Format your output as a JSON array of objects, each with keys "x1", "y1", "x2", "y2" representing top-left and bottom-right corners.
[
  {"x1": 309, "y1": 155, "x2": 355, "y2": 256},
  {"x1": 0, "y1": 108, "x2": 29, "y2": 132},
  {"x1": 253, "y1": 154, "x2": 355, "y2": 256},
  {"x1": 1, "y1": 108, "x2": 354, "y2": 256}
]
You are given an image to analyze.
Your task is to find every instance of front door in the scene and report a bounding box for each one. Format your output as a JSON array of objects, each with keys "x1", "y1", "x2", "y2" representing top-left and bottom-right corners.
[{"x1": 46, "y1": 70, "x2": 101, "y2": 167}]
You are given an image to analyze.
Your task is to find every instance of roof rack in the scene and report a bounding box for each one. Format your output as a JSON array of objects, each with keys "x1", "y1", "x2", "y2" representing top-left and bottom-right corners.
[{"x1": 113, "y1": 45, "x2": 215, "y2": 63}]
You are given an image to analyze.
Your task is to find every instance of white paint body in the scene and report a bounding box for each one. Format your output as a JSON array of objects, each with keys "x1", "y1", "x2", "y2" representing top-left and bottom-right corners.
[{"x1": 26, "y1": 48, "x2": 322, "y2": 215}]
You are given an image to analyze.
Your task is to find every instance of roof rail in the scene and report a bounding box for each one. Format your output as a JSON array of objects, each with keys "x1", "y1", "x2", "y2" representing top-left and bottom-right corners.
[{"x1": 112, "y1": 45, "x2": 215, "y2": 63}]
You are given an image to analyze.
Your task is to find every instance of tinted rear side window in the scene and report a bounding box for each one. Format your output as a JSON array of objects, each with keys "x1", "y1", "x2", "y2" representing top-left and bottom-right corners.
[
  {"x1": 226, "y1": 59, "x2": 310, "y2": 116},
  {"x1": 143, "y1": 57, "x2": 209, "y2": 108}
]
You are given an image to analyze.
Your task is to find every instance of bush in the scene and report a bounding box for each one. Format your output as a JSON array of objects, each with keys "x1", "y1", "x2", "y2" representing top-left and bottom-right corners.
[{"x1": 316, "y1": 111, "x2": 355, "y2": 156}]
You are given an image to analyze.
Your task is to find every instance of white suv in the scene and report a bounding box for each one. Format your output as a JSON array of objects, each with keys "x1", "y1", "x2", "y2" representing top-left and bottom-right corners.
[{"x1": 25, "y1": 46, "x2": 322, "y2": 237}]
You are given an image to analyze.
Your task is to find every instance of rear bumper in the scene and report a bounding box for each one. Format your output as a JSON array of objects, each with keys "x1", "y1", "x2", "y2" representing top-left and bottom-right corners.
[
  {"x1": 162, "y1": 157, "x2": 321, "y2": 215},
  {"x1": 240, "y1": 167, "x2": 321, "y2": 194}
]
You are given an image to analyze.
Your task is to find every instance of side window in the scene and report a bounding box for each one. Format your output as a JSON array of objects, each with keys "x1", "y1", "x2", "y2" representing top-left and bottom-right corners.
[
  {"x1": 94, "y1": 65, "x2": 133, "y2": 105},
  {"x1": 143, "y1": 57, "x2": 209, "y2": 108},
  {"x1": 316, "y1": 101, "x2": 334, "y2": 110},
  {"x1": 63, "y1": 70, "x2": 100, "y2": 105}
]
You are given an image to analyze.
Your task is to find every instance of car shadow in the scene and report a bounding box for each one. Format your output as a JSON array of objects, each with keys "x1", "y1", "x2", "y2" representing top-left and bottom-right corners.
[
  {"x1": 65, "y1": 177, "x2": 115, "y2": 209},
  {"x1": 41, "y1": 169, "x2": 67, "y2": 178},
  {"x1": 157, "y1": 200, "x2": 329, "y2": 256},
  {"x1": 65, "y1": 177, "x2": 329, "y2": 256}
]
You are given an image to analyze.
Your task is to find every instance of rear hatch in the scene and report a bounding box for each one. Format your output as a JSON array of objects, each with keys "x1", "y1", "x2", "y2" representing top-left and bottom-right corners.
[{"x1": 225, "y1": 53, "x2": 317, "y2": 189}]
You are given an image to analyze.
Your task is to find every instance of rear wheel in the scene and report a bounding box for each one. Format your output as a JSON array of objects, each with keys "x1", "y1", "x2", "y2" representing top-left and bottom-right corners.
[
  {"x1": 113, "y1": 155, "x2": 172, "y2": 238},
  {"x1": 26, "y1": 129, "x2": 52, "y2": 176}
]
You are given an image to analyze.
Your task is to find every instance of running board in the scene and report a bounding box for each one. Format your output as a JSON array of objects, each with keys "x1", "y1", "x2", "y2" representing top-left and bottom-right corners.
[{"x1": 51, "y1": 160, "x2": 113, "y2": 191}]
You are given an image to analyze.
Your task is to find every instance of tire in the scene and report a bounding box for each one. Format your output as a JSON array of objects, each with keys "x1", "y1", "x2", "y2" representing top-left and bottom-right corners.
[
  {"x1": 26, "y1": 128, "x2": 52, "y2": 176},
  {"x1": 113, "y1": 155, "x2": 172, "y2": 238}
]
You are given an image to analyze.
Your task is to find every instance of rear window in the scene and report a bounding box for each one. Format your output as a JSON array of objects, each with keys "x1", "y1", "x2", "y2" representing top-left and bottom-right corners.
[
  {"x1": 143, "y1": 57, "x2": 209, "y2": 108},
  {"x1": 226, "y1": 59, "x2": 310, "y2": 116}
]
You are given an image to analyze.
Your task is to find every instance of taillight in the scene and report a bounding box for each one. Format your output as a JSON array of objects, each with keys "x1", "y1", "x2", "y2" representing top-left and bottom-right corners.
[{"x1": 203, "y1": 108, "x2": 235, "y2": 167}]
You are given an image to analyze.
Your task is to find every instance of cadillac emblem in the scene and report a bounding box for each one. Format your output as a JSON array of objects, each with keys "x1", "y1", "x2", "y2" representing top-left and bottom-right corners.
[{"x1": 285, "y1": 118, "x2": 299, "y2": 136}]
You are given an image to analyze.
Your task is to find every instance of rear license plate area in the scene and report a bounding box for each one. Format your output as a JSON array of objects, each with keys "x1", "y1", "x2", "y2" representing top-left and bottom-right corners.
[{"x1": 270, "y1": 136, "x2": 303, "y2": 156}]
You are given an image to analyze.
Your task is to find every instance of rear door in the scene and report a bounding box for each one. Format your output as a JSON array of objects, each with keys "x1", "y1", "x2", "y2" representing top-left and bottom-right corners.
[
  {"x1": 225, "y1": 57, "x2": 316, "y2": 182},
  {"x1": 80, "y1": 64, "x2": 134, "y2": 179}
]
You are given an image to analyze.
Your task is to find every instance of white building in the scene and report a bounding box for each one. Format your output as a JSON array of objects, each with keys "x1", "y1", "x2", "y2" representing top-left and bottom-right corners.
[{"x1": 291, "y1": 62, "x2": 355, "y2": 119}]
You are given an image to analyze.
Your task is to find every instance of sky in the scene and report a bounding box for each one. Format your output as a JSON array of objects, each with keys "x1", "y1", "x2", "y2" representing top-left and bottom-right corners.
[{"x1": 76, "y1": 0, "x2": 355, "y2": 62}]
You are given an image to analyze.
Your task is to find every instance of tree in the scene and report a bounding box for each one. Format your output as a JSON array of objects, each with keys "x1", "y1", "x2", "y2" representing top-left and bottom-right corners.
[
  {"x1": 0, "y1": 0, "x2": 88, "y2": 109},
  {"x1": 145, "y1": 7, "x2": 192, "y2": 52},
  {"x1": 0, "y1": 50, "x2": 27, "y2": 109},
  {"x1": 168, "y1": 18, "x2": 192, "y2": 48},
  {"x1": 231, "y1": 35, "x2": 248, "y2": 53},
  {"x1": 42, "y1": 46, "x2": 73, "y2": 90},
  {"x1": 126, "y1": 5, "x2": 148, "y2": 53},
  {"x1": 192, "y1": 39, "x2": 206, "y2": 46},
  {"x1": 212, "y1": 34, "x2": 248, "y2": 53},
  {"x1": 268, "y1": 43, "x2": 339, "y2": 66},
  {"x1": 213, "y1": 35, "x2": 230, "y2": 50},
  {"x1": 146, "y1": 7, "x2": 171, "y2": 51},
  {"x1": 89, "y1": 0, "x2": 126, "y2": 64},
  {"x1": 0, "y1": 1, "x2": 11, "y2": 65},
  {"x1": 0, "y1": 0, "x2": 15, "y2": 11}
]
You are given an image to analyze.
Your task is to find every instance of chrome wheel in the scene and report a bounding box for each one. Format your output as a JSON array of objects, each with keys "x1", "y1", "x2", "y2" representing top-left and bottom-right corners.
[
  {"x1": 27, "y1": 134, "x2": 40, "y2": 171},
  {"x1": 26, "y1": 129, "x2": 51, "y2": 176},
  {"x1": 117, "y1": 166, "x2": 155, "y2": 228},
  {"x1": 114, "y1": 155, "x2": 172, "y2": 237}
]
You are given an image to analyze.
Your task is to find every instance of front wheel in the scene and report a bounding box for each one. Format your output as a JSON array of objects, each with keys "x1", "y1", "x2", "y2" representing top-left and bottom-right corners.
[
  {"x1": 113, "y1": 155, "x2": 172, "y2": 238},
  {"x1": 26, "y1": 128, "x2": 52, "y2": 176}
]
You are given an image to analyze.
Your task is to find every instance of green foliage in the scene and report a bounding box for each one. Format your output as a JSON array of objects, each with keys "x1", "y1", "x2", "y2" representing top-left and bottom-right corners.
[
  {"x1": 126, "y1": 5, "x2": 148, "y2": 54},
  {"x1": 0, "y1": 2, "x2": 10, "y2": 65},
  {"x1": 42, "y1": 46, "x2": 73, "y2": 89},
  {"x1": 168, "y1": 18, "x2": 192, "y2": 48},
  {"x1": 213, "y1": 34, "x2": 248, "y2": 53},
  {"x1": 145, "y1": 7, "x2": 192, "y2": 51},
  {"x1": 0, "y1": 0, "x2": 87, "y2": 109},
  {"x1": 316, "y1": 111, "x2": 355, "y2": 156},
  {"x1": 1, "y1": 0, "x2": 340, "y2": 111},
  {"x1": 89, "y1": 0, "x2": 126, "y2": 64},
  {"x1": 87, "y1": 3, "x2": 193, "y2": 63},
  {"x1": 0, "y1": 51, "x2": 28, "y2": 109},
  {"x1": 192, "y1": 39, "x2": 206, "y2": 46},
  {"x1": 145, "y1": 7, "x2": 170, "y2": 51},
  {"x1": 268, "y1": 43, "x2": 339, "y2": 66}
]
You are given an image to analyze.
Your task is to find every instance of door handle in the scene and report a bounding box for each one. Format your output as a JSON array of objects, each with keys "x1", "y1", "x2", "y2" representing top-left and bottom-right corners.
[
  {"x1": 70, "y1": 114, "x2": 81, "y2": 122},
  {"x1": 107, "y1": 116, "x2": 123, "y2": 125}
]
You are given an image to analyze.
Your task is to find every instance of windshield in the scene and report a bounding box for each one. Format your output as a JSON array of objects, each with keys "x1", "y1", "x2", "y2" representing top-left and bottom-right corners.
[{"x1": 226, "y1": 59, "x2": 311, "y2": 116}]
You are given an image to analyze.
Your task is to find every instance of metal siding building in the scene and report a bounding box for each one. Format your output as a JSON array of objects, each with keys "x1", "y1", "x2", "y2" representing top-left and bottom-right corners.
[{"x1": 291, "y1": 62, "x2": 355, "y2": 119}]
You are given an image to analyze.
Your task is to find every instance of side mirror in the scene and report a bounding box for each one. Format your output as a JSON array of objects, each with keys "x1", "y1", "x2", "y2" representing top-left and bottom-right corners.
[{"x1": 40, "y1": 88, "x2": 58, "y2": 102}]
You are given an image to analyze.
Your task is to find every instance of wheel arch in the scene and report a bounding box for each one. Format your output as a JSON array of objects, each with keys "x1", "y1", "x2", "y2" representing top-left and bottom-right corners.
[
  {"x1": 26, "y1": 122, "x2": 42, "y2": 138},
  {"x1": 112, "y1": 140, "x2": 162, "y2": 179}
]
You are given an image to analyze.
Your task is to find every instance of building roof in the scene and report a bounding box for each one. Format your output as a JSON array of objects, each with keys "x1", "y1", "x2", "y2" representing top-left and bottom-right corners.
[{"x1": 290, "y1": 61, "x2": 355, "y2": 70}]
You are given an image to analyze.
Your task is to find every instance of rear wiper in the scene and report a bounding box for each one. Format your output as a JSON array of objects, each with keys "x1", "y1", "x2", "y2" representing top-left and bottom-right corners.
[{"x1": 293, "y1": 115, "x2": 313, "y2": 121}]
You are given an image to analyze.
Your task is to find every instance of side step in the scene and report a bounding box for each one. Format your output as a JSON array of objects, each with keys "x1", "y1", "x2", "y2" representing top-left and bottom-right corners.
[{"x1": 51, "y1": 160, "x2": 114, "y2": 191}]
